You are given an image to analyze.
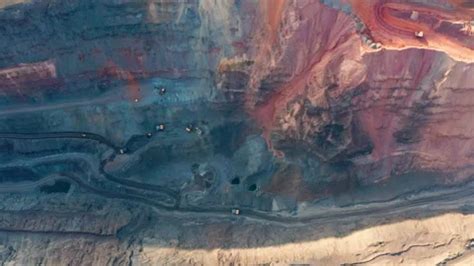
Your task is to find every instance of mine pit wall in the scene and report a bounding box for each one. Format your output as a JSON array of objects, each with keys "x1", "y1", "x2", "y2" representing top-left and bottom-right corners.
[
  {"x1": 0, "y1": 0, "x2": 472, "y2": 211},
  {"x1": 251, "y1": 1, "x2": 474, "y2": 198},
  {"x1": 0, "y1": 0, "x2": 249, "y2": 105},
  {"x1": 0, "y1": 0, "x2": 472, "y2": 265},
  {"x1": 0, "y1": 0, "x2": 472, "y2": 205}
]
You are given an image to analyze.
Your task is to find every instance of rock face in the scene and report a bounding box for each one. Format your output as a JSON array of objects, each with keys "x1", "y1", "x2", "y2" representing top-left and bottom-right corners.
[{"x1": 0, "y1": 0, "x2": 473, "y2": 264}]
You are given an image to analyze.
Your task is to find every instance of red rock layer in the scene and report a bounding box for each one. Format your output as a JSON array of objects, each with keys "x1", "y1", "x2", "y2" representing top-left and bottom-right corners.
[
  {"x1": 247, "y1": 0, "x2": 474, "y2": 198},
  {"x1": 0, "y1": 60, "x2": 58, "y2": 93}
]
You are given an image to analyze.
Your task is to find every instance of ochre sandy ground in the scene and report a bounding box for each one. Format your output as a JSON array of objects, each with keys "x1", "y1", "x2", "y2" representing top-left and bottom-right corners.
[
  {"x1": 139, "y1": 213, "x2": 474, "y2": 265},
  {"x1": 0, "y1": 0, "x2": 30, "y2": 9}
]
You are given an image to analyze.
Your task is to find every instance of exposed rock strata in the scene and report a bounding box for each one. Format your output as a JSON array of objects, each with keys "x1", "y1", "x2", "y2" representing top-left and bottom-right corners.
[{"x1": 0, "y1": 0, "x2": 473, "y2": 264}]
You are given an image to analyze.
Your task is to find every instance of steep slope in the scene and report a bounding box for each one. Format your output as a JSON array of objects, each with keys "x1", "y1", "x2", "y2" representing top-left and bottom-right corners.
[{"x1": 0, "y1": 0, "x2": 473, "y2": 264}]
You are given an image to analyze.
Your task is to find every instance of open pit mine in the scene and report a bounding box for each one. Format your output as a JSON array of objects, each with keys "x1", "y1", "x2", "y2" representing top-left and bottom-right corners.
[{"x1": 0, "y1": 0, "x2": 473, "y2": 265}]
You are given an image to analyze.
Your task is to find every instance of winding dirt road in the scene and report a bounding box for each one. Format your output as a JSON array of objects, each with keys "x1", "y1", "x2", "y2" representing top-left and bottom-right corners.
[
  {"x1": 351, "y1": 0, "x2": 474, "y2": 62},
  {"x1": 1, "y1": 131, "x2": 473, "y2": 230}
]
